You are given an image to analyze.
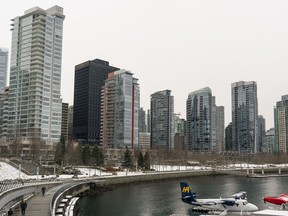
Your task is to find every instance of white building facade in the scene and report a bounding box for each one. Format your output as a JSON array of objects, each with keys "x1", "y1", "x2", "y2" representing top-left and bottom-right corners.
[
  {"x1": 8, "y1": 6, "x2": 65, "y2": 143},
  {"x1": 0, "y1": 48, "x2": 8, "y2": 93}
]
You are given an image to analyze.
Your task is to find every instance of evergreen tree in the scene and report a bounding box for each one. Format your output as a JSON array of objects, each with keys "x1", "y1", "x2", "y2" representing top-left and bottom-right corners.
[
  {"x1": 91, "y1": 146, "x2": 104, "y2": 167},
  {"x1": 137, "y1": 152, "x2": 144, "y2": 169},
  {"x1": 54, "y1": 135, "x2": 66, "y2": 165},
  {"x1": 122, "y1": 147, "x2": 133, "y2": 169},
  {"x1": 144, "y1": 152, "x2": 150, "y2": 170},
  {"x1": 82, "y1": 145, "x2": 91, "y2": 165}
]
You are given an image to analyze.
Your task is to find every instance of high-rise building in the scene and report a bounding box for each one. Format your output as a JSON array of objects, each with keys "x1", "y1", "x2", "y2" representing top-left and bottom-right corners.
[
  {"x1": 139, "y1": 107, "x2": 147, "y2": 133},
  {"x1": 274, "y1": 95, "x2": 288, "y2": 153},
  {"x1": 146, "y1": 109, "x2": 151, "y2": 133},
  {"x1": 174, "y1": 113, "x2": 186, "y2": 136},
  {"x1": 257, "y1": 115, "x2": 266, "y2": 152},
  {"x1": 8, "y1": 6, "x2": 65, "y2": 143},
  {"x1": 61, "y1": 103, "x2": 68, "y2": 139},
  {"x1": 0, "y1": 48, "x2": 8, "y2": 93},
  {"x1": 68, "y1": 105, "x2": 73, "y2": 139},
  {"x1": 73, "y1": 59, "x2": 119, "y2": 145},
  {"x1": 186, "y1": 87, "x2": 212, "y2": 151},
  {"x1": 264, "y1": 128, "x2": 274, "y2": 153},
  {"x1": 150, "y1": 90, "x2": 174, "y2": 150},
  {"x1": 212, "y1": 96, "x2": 225, "y2": 153},
  {"x1": 101, "y1": 69, "x2": 139, "y2": 149},
  {"x1": 0, "y1": 87, "x2": 9, "y2": 144},
  {"x1": 225, "y1": 123, "x2": 232, "y2": 151},
  {"x1": 231, "y1": 81, "x2": 258, "y2": 153}
]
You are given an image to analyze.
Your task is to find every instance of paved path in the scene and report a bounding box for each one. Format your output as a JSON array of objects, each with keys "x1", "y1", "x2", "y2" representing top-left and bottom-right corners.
[{"x1": 12, "y1": 185, "x2": 63, "y2": 216}]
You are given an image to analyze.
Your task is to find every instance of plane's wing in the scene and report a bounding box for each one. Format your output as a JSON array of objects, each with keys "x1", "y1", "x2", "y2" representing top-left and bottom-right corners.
[{"x1": 231, "y1": 191, "x2": 247, "y2": 199}]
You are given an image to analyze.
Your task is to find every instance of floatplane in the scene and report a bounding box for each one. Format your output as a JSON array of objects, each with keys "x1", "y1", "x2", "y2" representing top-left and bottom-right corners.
[{"x1": 180, "y1": 182, "x2": 258, "y2": 215}]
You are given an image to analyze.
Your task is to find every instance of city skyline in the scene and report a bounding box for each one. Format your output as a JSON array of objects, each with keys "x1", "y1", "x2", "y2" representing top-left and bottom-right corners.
[{"x1": 1, "y1": 1, "x2": 288, "y2": 129}]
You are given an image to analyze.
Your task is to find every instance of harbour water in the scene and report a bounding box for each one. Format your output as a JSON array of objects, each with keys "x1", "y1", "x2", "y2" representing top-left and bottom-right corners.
[{"x1": 76, "y1": 175, "x2": 288, "y2": 216}]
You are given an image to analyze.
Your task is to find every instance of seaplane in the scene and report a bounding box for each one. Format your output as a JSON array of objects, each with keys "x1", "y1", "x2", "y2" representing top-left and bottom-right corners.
[
  {"x1": 263, "y1": 194, "x2": 288, "y2": 207},
  {"x1": 180, "y1": 182, "x2": 258, "y2": 214}
]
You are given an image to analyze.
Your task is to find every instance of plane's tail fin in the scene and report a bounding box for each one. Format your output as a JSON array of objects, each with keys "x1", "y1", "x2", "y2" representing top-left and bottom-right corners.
[{"x1": 180, "y1": 182, "x2": 197, "y2": 203}]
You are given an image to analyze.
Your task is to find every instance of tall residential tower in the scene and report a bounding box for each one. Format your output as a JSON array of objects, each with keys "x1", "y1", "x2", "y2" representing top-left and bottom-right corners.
[
  {"x1": 8, "y1": 6, "x2": 65, "y2": 143},
  {"x1": 0, "y1": 48, "x2": 9, "y2": 93},
  {"x1": 274, "y1": 95, "x2": 288, "y2": 153},
  {"x1": 231, "y1": 81, "x2": 258, "y2": 153},
  {"x1": 186, "y1": 87, "x2": 212, "y2": 151},
  {"x1": 150, "y1": 90, "x2": 174, "y2": 150},
  {"x1": 101, "y1": 69, "x2": 139, "y2": 149}
]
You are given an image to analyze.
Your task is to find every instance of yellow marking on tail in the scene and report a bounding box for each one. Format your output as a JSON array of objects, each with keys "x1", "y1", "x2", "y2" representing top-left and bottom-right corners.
[{"x1": 182, "y1": 186, "x2": 190, "y2": 193}]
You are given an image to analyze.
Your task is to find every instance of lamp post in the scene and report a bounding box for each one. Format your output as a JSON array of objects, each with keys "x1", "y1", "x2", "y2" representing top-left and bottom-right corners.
[{"x1": 19, "y1": 164, "x2": 21, "y2": 179}]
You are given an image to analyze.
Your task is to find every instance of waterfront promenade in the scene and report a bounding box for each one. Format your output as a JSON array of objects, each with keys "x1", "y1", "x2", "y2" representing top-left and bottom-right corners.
[{"x1": 11, "y1": 185, "x2": 62, "y2": 216}]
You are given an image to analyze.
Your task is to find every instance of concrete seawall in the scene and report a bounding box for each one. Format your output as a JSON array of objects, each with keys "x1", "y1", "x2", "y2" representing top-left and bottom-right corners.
[{"x1": 100, "y1": 170, "x2": 215, "y2": 185}]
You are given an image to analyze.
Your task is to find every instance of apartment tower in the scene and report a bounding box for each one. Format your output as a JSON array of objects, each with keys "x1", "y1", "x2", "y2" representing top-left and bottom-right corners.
[
  {"x1": 186, "y1": 87, "x2": 212, "y2": 151},
  {"x1": 101, "y1": 69, "x2": 139, "y2": 149},
  {"x1": 274, "y1": 95, "x2": 288, "y2": 153},
  {"x1": 150, "y1": 90, "x2": 174, "y2": 150},
  {"x1": 231, "y1": 81, "x2": 258, "y2": 153},
  {"x1": 8, "y1": 6, "x2": 65, "y2": 143},
  {"x1": 0, "y1": 48, "x2": 9, "y2": 93}
]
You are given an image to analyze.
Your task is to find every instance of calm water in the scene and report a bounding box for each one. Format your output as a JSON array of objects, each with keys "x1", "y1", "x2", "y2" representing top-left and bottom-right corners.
[{"x1": 76, "y1": 175, "x2": 288, "y2": 216}]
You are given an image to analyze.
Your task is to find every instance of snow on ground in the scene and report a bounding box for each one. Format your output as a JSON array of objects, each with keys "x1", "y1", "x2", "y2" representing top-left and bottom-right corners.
[
  {"x1": 0, "y1": 161, "x2": 29, "y2": 180},
  {"x1": 1, "y1": 161, "x2": 288, "y2": 181}
]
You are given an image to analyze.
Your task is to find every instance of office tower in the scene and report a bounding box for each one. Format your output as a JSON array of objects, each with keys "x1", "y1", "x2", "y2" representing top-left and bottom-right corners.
[
  {"x1": 274, "y1": 95, "x2": 288, "y2": 153},
  {"x1": 61, "y1": 103, "x2": 68, "y2": 139},
  {"x1": 213, "y1": 97, "x2": 225, "y2": 153},
  {"x1": 8, "y1": 6, "x2": 65, "y2": 144},
  {"x1": 146, "y1": 109, "x2": 151, "y2": 133},
  {"x1": 257, "y1": 115, "x2": 266, "y2": 152},
  {"x1": 225, "y1": 123, "x2": 232, "y2": 151},
  {"x1": 68, "y1": 105, "x2": 73, "y2": 139},
  {"x1": 101, "y1": 69, "x2": 139, "y2": 149},
  {"x1": 186, "y1": 87, "x2": 212, "y2": 151},
  {"x1": 73, "y1": 59, "x2": 119, "y2": 145},
  {"x1": 150, "y1": 90, "x2": 174, "y2": 150},
  {"x1": 0, "y1": 87, "x2": 9, "y2": 144},
  {"x1": 264, "y1": 128, "x2": 274, "y2": 153},
  {"x1": 231, "y1": 81, "x2": 258, "y2": 153},
  {"x1": 139, "y1": 107, "x2": 146, "y2": 133},
  {"x1": 0, "y1": 48, "x2": 8, "y2": 93}
]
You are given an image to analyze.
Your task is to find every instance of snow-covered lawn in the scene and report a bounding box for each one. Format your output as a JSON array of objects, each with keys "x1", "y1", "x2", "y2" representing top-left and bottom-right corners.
[{"x1": 1, "y1": 161, "x2": 288, "y2": 181}]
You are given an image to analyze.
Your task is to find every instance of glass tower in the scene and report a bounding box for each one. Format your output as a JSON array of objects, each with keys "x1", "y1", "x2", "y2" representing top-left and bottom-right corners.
[
  {"x1": 0, "y1": 48, "x2": 8, "y2": 93},
  {"x1": 231, "y1": 81, "x2": 258, "y2": 153},
  {"x1": 186, "y1": 87, "x2": 212, "y2": 151},
  {"x1": 274, "y1": 95, "x2": 288, "y2": 153},
  {"x1": 101, "y1": 69, "x2": 139, "y2": 149},
  {"x1": 8, "y1": 6, "x2": 65, "y2": 143},
  {"x1": 150, "y1": 90, "x2": 174, "y2": 150}
]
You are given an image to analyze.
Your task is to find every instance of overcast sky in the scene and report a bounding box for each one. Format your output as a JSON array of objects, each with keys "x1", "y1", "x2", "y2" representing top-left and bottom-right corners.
[{"x1": 1, "y1": 0, "x2": 288, "y2": 129}]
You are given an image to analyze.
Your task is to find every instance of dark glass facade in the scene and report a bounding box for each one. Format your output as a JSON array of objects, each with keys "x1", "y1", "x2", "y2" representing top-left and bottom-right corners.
[{"x1": 73, "y1": 59, "x2": 119, "y2": 145}]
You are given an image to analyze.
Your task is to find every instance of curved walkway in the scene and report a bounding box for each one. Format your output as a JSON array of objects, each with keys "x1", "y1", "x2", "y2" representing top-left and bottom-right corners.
[{"x1": 12, "y1": 185, "x2": 63, "y2": 216}]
